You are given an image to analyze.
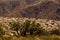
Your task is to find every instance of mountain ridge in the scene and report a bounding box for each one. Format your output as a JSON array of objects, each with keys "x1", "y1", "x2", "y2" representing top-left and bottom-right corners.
[{"x1": 0, "y1": 0, "x2": 60, "y2": 20}]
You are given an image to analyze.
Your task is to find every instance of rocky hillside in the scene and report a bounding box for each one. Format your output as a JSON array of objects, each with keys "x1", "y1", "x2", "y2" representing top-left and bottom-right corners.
[{"x1": 0, "y1": 0, "x2": 60, "y2": 20}]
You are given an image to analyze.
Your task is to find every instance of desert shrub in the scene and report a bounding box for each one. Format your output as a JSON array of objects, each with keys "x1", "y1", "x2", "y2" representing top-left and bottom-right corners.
[
  {"x1": 10, "y1": 22, "x2": 20, "y2": 31},
  {"x1": 27, "y1": 21, "x2": 44, "y2": 36},
  {"x1": 0, "y1": 24, "x2": 5, "y2": 38},
  {"x1": 20, "y1": 20, "x2": 31, "y2": 36},
  {"x1": 10, "y1": 22, "x2": 21, "y2": 36},
  {"x1": 20, "y1": 20, "x2": 47, "y2": 36},
  {"x1": 51, "y1": 29, "x2": 60, "y2": 35},
  {"x1": 35, "y1": 23, "x2": 49, "y2": 35},
  {"x1": 28, "y1": 21, "x2": 36, "y2": 35},
  {"x1": 9, "y1": 20, "x2": 59, "y2": 36}
]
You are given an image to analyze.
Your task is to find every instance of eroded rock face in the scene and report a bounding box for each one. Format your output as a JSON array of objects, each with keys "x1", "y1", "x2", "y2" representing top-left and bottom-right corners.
[
  {"x1": 25, "y1": 0, "x2": 36, "y2": 4},
  {"x1": 10, "y1": 1, "x2": 20, "y2": 10},
  {"x1": 56, "y1": 8, "x2": 60, "y2": 15},
  {"x1": 21, "y1": 1, "x2": 60, "y2": 20},
  {"x1": 21, "y1": 6, "x2": 40, "y2": 18},
  {"x1": 0, "y1": 0, "x2": 60, "y2": 20}
]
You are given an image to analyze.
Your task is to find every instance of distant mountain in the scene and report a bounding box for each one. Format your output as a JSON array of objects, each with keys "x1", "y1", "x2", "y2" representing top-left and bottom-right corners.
[{"x1": 0, "y1": 0, "x2": 60, "y2": 20}]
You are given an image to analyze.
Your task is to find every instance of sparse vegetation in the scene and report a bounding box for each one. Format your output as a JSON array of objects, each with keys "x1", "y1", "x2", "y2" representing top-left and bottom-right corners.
[
  {"x1": 51, "y1": 29, "x2": 60, "y2": 35},
  {"x1": 0, "y1": 18, "x2": 60, "y2": 40},
  {"x1": 0, "y1": 23, "x2": 5, "y2": 40},
  {"x1": 8, "y1": 20, "x2": 60, "y2": 37},
  {"x1": 10, "y1": 22, "x2": 21, "y2": 36}
]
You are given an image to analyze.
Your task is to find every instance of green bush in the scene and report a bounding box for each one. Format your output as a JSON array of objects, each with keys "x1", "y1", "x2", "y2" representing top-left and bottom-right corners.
[
  {"x1": 10, "y1": 22, "x2": 20, "y2": 31},
  {"x1": 29, "y1": 21, "x2": 42, "y2": 35},
  {"x1": 51, "y1": 29, "x2": 60, "y2": 35},
  {"x1": 20, "y1": 20, "x2": 31, "y2": 36},
  {"x1": 0, "y1": 24, "x2": 5, "y2": 38},
  {"x1": 9, "y1": 20, "x2": 60, "y2": 36},
  {"x1": 10, "y1": 22, "x2": 21, "y2": 36}
]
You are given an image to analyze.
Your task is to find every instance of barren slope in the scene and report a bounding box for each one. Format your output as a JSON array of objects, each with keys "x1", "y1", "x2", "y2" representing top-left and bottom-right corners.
[{"x1": 0, "y1": 0, "x2": 60, "y2": 20}]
